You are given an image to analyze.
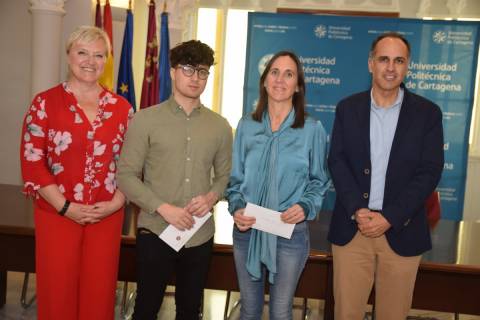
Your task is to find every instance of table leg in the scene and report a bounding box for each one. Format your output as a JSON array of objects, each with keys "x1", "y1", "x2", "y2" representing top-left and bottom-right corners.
[
  {"x1": 0, "y1": 270, "x2": 6, "y2": 308},
  {"x1": 324, "y1": 261, "x2": 334, "y2": 320}
]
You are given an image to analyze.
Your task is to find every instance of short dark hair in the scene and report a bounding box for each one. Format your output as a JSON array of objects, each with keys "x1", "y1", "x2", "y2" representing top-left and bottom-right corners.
[
  {"x1": 252, "y1": 51, "x2": 306, "y2": 128},
  {"x1": 369, "y1": 32, "x2": 411, "y2": 58},
  {"x1": 170, "y1": 40, "x2": 214, "y2": 68}
]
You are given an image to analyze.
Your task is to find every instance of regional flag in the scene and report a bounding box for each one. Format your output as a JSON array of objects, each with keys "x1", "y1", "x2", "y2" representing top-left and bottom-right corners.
[
  {"x1": 117, "y1": 8, "x2": 136, "y2": 111},
  {"x1": 95, "y1": 0, "x2": 102, "y2": 28},
  {"x1": 99, "y1": 0, "x2": 114, "y2": 90},
  {"x1": 140, "y1": 0, "x2": 159, "y2": 109},
  {"x1": 158, "y1": 12, "x2": 171, "y2": 103}
]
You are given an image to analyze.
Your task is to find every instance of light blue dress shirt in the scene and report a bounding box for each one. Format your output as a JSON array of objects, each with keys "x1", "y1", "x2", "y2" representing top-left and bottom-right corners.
[
  {"x1": 368, "y1": 88, "x2": 404, "y2": 210},
  {"x1": 226, "y1": 109, "x2": 330, "y2": 283}
]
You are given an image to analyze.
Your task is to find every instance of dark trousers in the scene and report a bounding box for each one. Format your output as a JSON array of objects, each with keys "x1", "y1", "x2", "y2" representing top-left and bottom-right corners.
[{"x1": 132, "y1": 228, "x2": 213, "y2": 320}]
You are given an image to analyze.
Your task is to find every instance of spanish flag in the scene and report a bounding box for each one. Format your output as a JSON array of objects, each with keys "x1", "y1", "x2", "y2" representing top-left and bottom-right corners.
[{"x1": 99, "y1": 0, "x2": 114, "y2": 90}]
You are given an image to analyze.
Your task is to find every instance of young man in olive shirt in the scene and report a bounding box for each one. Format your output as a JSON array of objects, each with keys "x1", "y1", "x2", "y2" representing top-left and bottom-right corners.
[{"x1": 117, "y1": 40, "x2": 232, "y2": 320}]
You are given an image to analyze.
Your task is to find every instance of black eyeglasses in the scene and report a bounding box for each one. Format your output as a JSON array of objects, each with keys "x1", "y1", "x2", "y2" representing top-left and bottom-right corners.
[{"x1": 177, "y1": 64, "x2": 210, "y2": 80}]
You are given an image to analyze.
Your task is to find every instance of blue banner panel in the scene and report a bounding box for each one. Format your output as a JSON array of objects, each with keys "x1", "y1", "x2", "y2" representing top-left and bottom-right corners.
[{"x1": 243, "y1": 13, "x2": 480, "y2": 220}]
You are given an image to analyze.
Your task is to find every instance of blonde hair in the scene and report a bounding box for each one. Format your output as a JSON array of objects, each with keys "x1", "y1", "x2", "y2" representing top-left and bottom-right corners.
[{"x1": 66, "y1": 26, "x2": 111, "y2": 56}]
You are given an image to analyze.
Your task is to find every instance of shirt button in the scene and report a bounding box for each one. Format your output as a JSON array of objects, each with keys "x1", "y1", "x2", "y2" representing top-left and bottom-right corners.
[
  {"x1": 185, "y1": 178, "x2": 190, "y2": 183},
  {"x1": 186, "y1": 157, "x2": 191, "y2": 161},
  {"x1": 186, "y1": 118, "x2": 190, "y2": 121},
  {"x1": 187, "y1": 137, "x2": 191, "y2": 141},
  {"x1": 364, "y1": 168, "x2": 370, "y2": 175},
  {"x1": 363, "y1": 193, "x2": 369, "y2": 199}
]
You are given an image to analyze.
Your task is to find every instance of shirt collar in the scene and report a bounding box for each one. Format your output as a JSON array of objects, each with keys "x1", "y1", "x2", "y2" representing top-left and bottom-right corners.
[
  {"x1": 165, "y1": 95, "x2": 204, "y2": 116},
  {"x1": 62, "y1": 81, "x2": 108, "y2": 100},
  {"x1": 370, "y1": 87, "x2": 404, "y2": 111},
  {"x1": 263, "y1": 107, "x2": 296, "y2": 136}
]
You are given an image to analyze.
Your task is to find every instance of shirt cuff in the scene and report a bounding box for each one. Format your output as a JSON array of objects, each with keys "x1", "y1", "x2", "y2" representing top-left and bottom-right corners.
[
  {"x1": 296, "y1": 201, "x2": 312, "y2": 220},
  {"x1": 228, "y1": 198, "x2": 246, "y2": 215},
  {"x1": 145, "y1": 199, "x2": 164, "y2": 215}
]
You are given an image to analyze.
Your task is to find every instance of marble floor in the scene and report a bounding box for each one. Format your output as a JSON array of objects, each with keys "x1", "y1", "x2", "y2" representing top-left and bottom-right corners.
[{"x1": 1, "y1": 271, "x2": 479, "y2": 320}]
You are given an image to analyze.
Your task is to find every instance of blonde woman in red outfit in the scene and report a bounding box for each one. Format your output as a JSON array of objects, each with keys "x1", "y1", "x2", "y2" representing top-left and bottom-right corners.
[{"x1": 20, "y1": 26, "x2": 132, "y2": 320}]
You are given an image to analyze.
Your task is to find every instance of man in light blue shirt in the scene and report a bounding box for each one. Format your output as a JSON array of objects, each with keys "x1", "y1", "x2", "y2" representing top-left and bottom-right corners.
[{"x1": 328, "y1": 32, "x2": 444, "y2": 319}]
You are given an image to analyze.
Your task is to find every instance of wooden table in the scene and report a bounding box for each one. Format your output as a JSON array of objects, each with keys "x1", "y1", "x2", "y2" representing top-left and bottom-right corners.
[{"x1": 1, "y1": 184, "x2": 479, "y2": 318}]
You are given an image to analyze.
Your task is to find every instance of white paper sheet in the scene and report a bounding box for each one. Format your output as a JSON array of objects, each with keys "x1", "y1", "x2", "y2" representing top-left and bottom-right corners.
[
  {"x1": 159, "y1": 212, "x2": 212, "y2": 252},
  {"x1": 244, "y1": 203, "x2": 294, "y2": 239}
]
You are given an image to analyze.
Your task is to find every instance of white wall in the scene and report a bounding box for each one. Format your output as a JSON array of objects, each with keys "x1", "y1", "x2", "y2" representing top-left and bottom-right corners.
[
  {"x1": 463, "y1": 158, "x2": 480, "y2": 221},
  {"x1": 60, "y1": 1, "x2": 92, "y2": 82},
  {"x1": 0, "y1": 0, "x2": 32, "y2": 185}
]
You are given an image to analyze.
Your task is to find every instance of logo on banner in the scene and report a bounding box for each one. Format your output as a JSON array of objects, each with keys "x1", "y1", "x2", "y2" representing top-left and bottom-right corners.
[
  {"x1": 432, "y1": 29, "x2": 473, "y2": 45},
  {"x1": 433, "y1": 31, "x2": 447, "y2": 43},
  {"x1": 314, "y1": 24, "x2": 353, "y2": 40},
  {"x1": 258, "y1": 54, "x2": 274, "y2": 74},
  {"x1": 314, "y1": 25, "x2": 327, "y2": 38}
]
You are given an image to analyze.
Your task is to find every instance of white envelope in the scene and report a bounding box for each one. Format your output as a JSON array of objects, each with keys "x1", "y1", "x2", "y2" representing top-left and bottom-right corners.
[
  {"x1": 244, "y1": 203, "x2": 295, "y2": 239},
  {"x1": 159, "y1": 212, "x2": 212, "y2": 252}
]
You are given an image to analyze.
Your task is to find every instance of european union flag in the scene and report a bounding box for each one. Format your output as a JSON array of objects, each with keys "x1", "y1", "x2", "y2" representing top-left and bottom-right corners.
[
  {"x1": 117, "y1": 8, "x2": 136, "y2": 111},
  {"x1": 158, "y1": 12, "x2": 171, "y2": 103}
]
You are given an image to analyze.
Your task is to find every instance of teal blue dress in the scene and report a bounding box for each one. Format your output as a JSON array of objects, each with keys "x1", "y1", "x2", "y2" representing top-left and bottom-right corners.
[{"x1": 226, "y1": 110, "x2": 330, "y2": 283}]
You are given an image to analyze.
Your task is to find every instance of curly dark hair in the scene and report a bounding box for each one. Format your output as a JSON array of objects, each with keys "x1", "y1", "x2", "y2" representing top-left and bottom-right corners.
[{"x1": 170, "y1": 40, "x2": 215, "y2": 67}]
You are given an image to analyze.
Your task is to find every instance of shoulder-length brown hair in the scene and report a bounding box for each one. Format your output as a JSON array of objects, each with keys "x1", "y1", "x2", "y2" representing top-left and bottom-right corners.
[{"x1": 251, "y1": 51, "x2": 306, "y2": 128}]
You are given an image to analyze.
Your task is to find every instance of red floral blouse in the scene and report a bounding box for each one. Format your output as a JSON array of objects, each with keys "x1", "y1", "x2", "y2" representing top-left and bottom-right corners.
[{"x1": 20, "y1": 83, "x2": 133, "y2": 213}]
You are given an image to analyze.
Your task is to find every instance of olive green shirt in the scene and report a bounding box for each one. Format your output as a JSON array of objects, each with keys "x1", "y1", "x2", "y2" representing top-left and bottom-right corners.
[{"x1": 117, "y1": 96, "x2": 232, "y2": 247}]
